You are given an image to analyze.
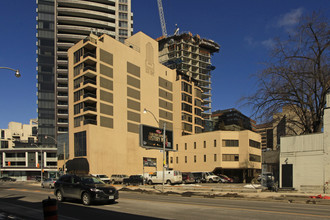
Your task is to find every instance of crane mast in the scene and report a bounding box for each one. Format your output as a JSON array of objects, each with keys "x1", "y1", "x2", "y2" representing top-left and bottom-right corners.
[{"x1": 157, "y1": 0, "x2": 167, "y2": 37}]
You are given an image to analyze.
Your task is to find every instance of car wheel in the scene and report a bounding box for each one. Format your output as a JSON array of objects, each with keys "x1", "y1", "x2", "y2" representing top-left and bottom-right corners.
[
  {"x1": 49, "y1": 184, "x2": 53, "y2": 189},
  {"x1": 56, "y1": 190, "x2": 64, "y2": 202},
  {"x1": 208, "y1": 179, "x2": 213, "y2": 183},
  {"x1": 166, "y1": 180, "x2": 172, "y2": 185},
  {"x1": 82, "y1": 192, "x2": 91, "y2": 206},
  {"x1": 148, "y1": 180, "x2": 153, "y2": 185}
]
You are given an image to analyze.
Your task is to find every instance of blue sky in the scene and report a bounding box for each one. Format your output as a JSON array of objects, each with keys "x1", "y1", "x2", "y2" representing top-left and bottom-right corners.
[{"x1": 0, "y1": 0, "x2": 329, "y2": 129}]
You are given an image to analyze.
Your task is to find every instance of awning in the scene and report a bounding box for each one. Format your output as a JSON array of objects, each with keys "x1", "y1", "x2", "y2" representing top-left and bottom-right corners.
[{"x1": 66, "y1": 158, "x2": 89, "y2": 174}]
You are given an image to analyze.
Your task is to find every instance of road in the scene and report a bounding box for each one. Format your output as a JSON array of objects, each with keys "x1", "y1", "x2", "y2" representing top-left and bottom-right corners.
[{"x1": 0, "y1": 182, "x2": 329, "y2": 220}]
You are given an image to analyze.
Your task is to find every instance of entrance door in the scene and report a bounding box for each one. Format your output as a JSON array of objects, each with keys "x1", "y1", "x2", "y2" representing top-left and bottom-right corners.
[{"x1": 282, "y1": 164, "x2": 293, "y2": 188}]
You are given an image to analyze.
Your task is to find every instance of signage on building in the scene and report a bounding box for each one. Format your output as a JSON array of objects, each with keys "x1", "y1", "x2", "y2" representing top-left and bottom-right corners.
[
  {"x1": 143, "y1": 157, "x2": 157, "y2": 167},
  {"x1": 139, "y1": 124, "x2": 173, "y2": 150}
]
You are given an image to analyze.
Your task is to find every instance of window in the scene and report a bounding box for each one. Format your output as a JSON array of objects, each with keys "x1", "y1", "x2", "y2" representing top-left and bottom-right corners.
[
  {"x1": 249, "y1": 139, "x2": 261, "y2": 149},
  {"x1": 204, "y1": 155, "x2": 206, "y2": 162},
  {"x1": 194, "y1": 142, "x2": 196, "y2": 149},
  {"x1": 185, "y1": 143, "x2": 187, "y2": 150},
  {"x1": 181, "y1": 93, "x2": 192, "y2": 103},
  {"x1": 119, "y1": 4, "x2": 128, "y2": 11},
  {"x1": 181, "y1": 103, "x2": 192, "y2": 113},
  {"x1": 222, "y1": 154, "x2": 239, "y2": 161},
  {"x1": 214, "y1": 154, "x2": 217, "y2": 162},
  {"x1": 170, "y1": 157, "x2": 173, "y2": 164},
  {"x1": 119, "y1": 29, "x2": 128, "y2": 36},
  {"x1": 176, "y1": 157, "x2": 178, "y2": 163},
  {"x1": 214, "y1": 139, "x2": 217, "y2": 147},
  {"x1": 204, "y1": 141, "x2": 206, "y2": 148},
  {"x1": 249, "y1": 154, "x2": 261, "y2": 162},
  {"x1": 181, "y1": 82, "x2": 192, "y2": 94},
  {"x1": 194, "y1": 155, "x2": 196, "y2": 163},
  {"x1": 119, "y1": 12, "x2": 128, "y2": 19},
  {"x1": 185, "y1": 156, "x2": 187, "y2": 163},
  {"x1": 223, "y1": 139, "x2": 239, "y2": 147},
  {"x1": 74, "y1": 131, "x2": 86, "y2": 157},
  {"x1": 176, "y1": 144, "x2": 178, "y2": 151},
  {"x1": 1, "y1": 141, "x2": 8, "y2": 149},
  {"x1": 119, "y1": 21, "x2": 128, "y2": 28}
]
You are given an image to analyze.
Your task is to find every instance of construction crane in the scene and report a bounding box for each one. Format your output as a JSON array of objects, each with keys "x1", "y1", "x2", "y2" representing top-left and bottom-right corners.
[{"x1": 157, "y1": 0, "x2": 167, "y2": 37}]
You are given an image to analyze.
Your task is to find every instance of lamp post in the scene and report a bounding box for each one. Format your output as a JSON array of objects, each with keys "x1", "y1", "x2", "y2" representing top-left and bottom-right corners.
[
  {"x1": 45, "y1": 136, "x2": 65, "y2": 174},
  {"x1": 143, "y1": 108, "x2": 166, "y2": 193},
  {"x1": 0, "y1": 67, "x2": 20, "y2": 178},
  {"x1": 0, "y1": 67, "x2": 21, "y2": 78}
]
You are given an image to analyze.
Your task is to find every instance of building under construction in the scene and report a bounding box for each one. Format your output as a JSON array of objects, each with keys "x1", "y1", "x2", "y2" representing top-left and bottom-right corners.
[{"x1": 157, "y1": 33, "x2": 220, "y2": 128}]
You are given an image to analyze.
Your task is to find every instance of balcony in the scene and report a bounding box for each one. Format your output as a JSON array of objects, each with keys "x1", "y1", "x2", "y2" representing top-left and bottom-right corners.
[
  {"x1": 83, "y1": 92, "x2": 96, "y2": 99},
  {"x1": 83, "y1": 78, "x2": 96, "y2": 86},
  {"x1": 84, "y1": 105, "x2": 96, "y2": 112},
  {"x1": 84, "y1": 119, "x2": 97, "y2": 125},
  {"x1": 83, "y1": 52, "x2": 96, "y2": 59},
  {"x1": 83, "y1": 65, "x2": 96, "y2": 72}
]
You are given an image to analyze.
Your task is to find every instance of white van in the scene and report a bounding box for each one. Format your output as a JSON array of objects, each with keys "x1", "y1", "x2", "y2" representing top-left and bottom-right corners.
[{"x1": 146, "y1": 170, "x2": 182, "y2": 185}]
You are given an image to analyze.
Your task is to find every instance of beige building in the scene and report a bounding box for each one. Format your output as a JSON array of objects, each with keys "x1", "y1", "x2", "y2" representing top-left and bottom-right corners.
[
  {"x1": 170, "y1": 130, "x2": 261, "y2": 182},
  {"x1": 67, "y1": 32, "x2": 261, "y2": 182},
  {"x1": 0, "y1": 119, "x2": 57, "y2": 180}
]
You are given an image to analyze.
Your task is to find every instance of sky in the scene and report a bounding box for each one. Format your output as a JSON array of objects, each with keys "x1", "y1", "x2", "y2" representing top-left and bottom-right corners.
[{"x1": 0, "y1": 0, "x2": 329, "y2": 129}]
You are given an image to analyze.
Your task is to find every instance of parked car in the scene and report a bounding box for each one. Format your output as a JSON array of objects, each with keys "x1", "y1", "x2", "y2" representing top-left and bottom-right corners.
[
  {"x1": 91, "y1": 174, "x2": 111, "y2": 184},
  {"x1": 191, "y1": 172, "x2": 205, "y2": 183},
  {"x1": 0, "y1": 176, "x2": 16, "y2": 182},
  {"x1": 182, "y1": 172, "x2": 195, "y2": 184},
  {"x1": 54, "y1": 174, "x2": 119, "y2": 205},
  {"x1": 41, "y1": 178, "x2": 57, "y2": 188},
  {"x1": 123, "y1": 175, "x2": 144, "y2": 186},
  {"x1": 217, "y1": 174, "x2": 234, "y2": 183},
  {"x1": 110, "y1": 174, "x2": 128, "y2": 184},
  {"x1": 191, "y1": 172, "x2": 220, "y2": 183}
]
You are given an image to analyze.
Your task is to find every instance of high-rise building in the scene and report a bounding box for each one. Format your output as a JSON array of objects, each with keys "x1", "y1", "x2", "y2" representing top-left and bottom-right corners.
[
  {"x1": 37, "y1": 0, "x2": 133, "y2": 144},
  {"x1": 157, "y1": 33, "x2": 220, "y2": 123}
]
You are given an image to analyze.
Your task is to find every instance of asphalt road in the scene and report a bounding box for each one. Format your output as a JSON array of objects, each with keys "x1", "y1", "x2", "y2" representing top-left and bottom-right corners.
[{"x1": 0, "y1": 182, "x2": 329, "y2": 220}]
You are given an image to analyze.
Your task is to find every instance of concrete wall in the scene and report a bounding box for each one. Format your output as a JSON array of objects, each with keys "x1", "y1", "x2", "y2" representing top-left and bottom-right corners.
[{"x1": 280, "y1": 94, "x2": 330, "y2": 193}]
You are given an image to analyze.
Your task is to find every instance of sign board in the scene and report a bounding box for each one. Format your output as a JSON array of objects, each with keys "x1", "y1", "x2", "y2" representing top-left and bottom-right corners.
[
  {"x1": 139, "y1": 124, "x2": 173, "y2": 150},
  {"x1": 143, "y1": 157, "x2": 157, "y2": 167}
]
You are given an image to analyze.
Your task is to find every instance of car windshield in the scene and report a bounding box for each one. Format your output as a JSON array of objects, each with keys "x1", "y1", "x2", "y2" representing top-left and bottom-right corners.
[{"x1": 81, "y1": 176, "x2": 105, "y2": 184}]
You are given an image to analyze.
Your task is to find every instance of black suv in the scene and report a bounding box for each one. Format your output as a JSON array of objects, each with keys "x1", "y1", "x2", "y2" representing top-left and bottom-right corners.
[{"x1": 54, "y1": 174, "x2": 118, "y2": 205}]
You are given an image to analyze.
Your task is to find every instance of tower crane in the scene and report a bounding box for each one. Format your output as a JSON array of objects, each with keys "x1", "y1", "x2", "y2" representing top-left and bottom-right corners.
[{"x1": 157, "y1": 0, "x2": 167, "y2": 37}]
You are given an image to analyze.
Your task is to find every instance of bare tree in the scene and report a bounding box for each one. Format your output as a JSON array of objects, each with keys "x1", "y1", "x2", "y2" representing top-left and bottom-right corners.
[{"x1": 246, "y1": 12, "x2": 329, "y2": 134}]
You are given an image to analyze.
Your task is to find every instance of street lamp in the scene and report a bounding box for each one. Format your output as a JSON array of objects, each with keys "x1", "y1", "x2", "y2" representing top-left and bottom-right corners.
[
  {"x1": 143, "y1": 108, "x2": 166, "y2": 193},
  {"x1": 0, "y1": 67, "x2": 21, "y2": 78}
]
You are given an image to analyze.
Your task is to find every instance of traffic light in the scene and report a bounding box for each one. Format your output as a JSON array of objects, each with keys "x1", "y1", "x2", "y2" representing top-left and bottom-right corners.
[
  {"x1": 8, "y1": 161, "x2": 11, "y2": 166},
  {"x1": 37, "y1": 163, "x2": 40, "y2": 168}
]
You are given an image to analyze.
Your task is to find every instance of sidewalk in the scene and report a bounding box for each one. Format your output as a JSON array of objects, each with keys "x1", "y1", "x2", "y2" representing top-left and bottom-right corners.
[{"x1": 118, "y1": 183, "x2": 330, "y2": 205}]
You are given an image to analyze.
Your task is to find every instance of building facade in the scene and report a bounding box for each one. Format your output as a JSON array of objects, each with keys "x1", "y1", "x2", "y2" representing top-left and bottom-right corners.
[
  {"x1": 157, "y1": 33, "x2": 220, "y2": 122},
  {"x1": 170, "y1": 130, "x2": 261, "y2": 183},
  {"x1": 279, "y1": 94, "x2": 330, "y2": 193},
  {"x1": 66, "y1": 32, "x2": 261, "y2": 182},
  {"x1": 0, "y1": 119, "x2": 57, "y2": 180},
  {"x1": 211, "y1": 108, "x2": 257, "y2": 132},
  {"x1": 37, "y1": 0, "x2": 133, "y2": 145}
]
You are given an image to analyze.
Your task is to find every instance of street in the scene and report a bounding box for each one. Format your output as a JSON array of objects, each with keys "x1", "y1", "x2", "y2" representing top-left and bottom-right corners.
[{"x1": 0, "y1": 182, "x2": 329, "y2": 220}]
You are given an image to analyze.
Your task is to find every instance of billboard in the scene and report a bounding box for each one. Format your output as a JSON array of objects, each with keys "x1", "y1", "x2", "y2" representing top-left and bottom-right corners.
[
  {"x1": 143, "y1": 157, "x2": 157, "y2": 167},
  {"x1": 139, "y1": 124, "x2": 173, "y2": 150}
]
